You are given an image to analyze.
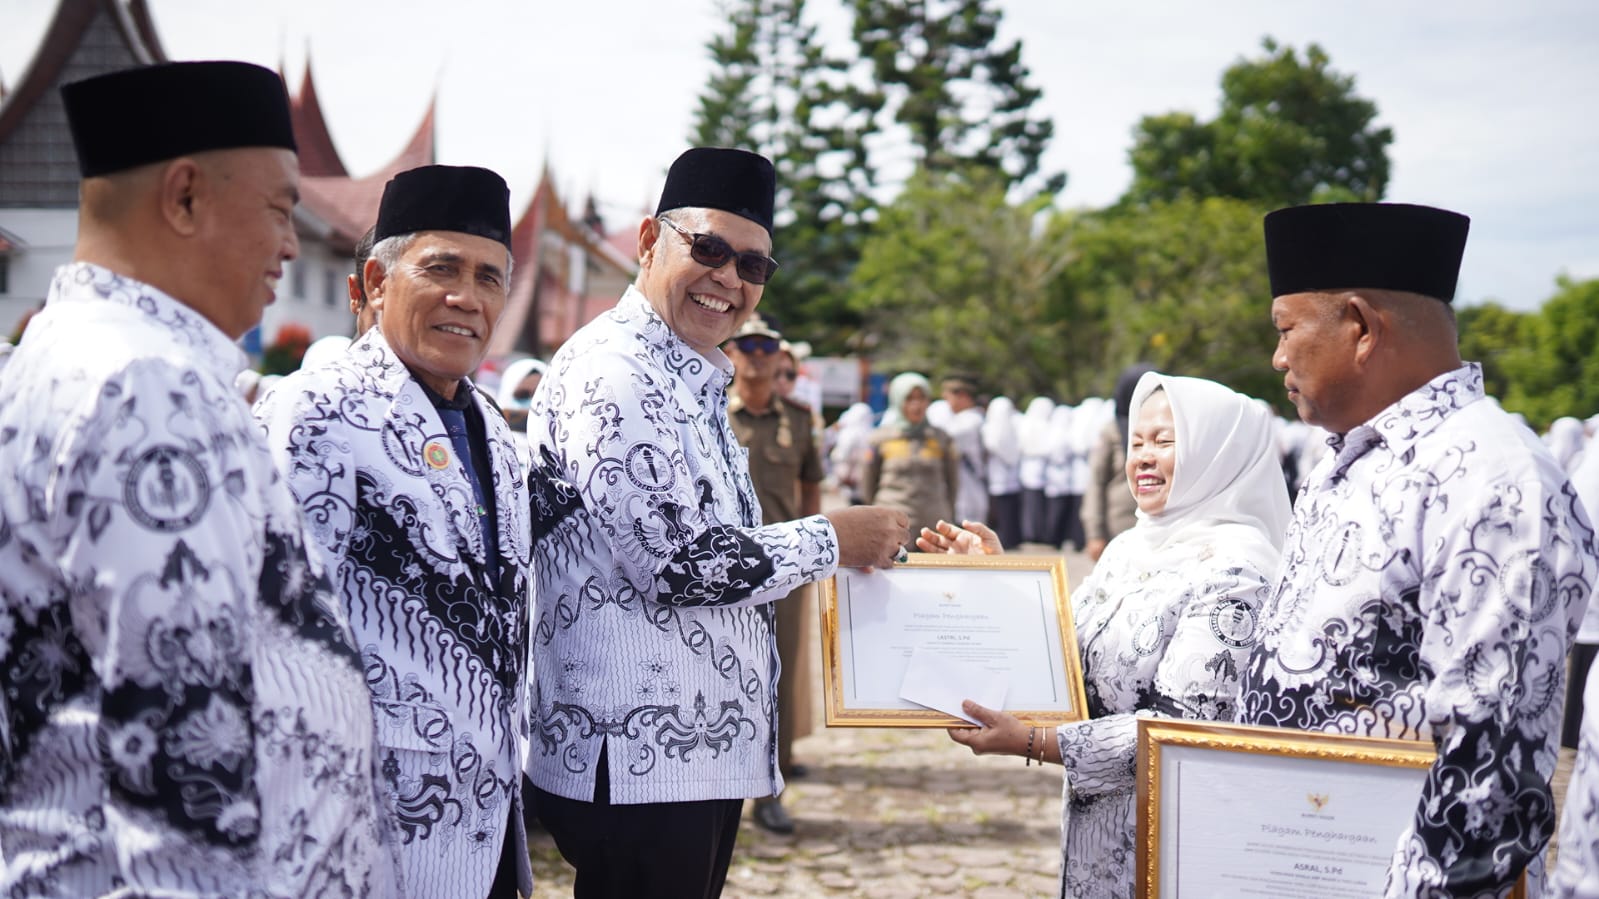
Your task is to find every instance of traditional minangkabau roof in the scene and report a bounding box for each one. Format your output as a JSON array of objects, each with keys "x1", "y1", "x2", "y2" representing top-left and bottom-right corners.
[
  {"x1": 287, "y1": 59, "x2": 347, "y2": 178},
  {"x1": 0, "y1": 0, "x2": 166, "y2": 145},
  {"x1": 292, "y1": 62, "x2": 436, "y2": 253},
  {"x1": 490, "y1": 165, "x2": 638, "y2": 357},
  {"x1": 0, "y1": 0, "x2": 166, "y2": 205}
]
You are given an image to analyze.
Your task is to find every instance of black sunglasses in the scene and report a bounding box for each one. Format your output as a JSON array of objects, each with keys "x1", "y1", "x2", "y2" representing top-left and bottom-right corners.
[
  {"x1": 734, "y1": 336, "x2": 782, "y2": 354},
  {"x1": 776, "y1": 370, "x2": 797, "y2": 381},
  {"x1": 660, "y1": 218, "x2": 780, "y2": 285}
]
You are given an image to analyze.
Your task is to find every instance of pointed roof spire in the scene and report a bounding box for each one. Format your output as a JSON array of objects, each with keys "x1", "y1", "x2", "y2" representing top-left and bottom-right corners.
[
  {"x1": 0, "y1": 0, "x2": 167, "y2": 148},
  {"x1": 288, "y1": 56, "x2": 347, "y2": 177},
  {"x1": 391, "y1": 92, "x2": 436, "y2": 170}
]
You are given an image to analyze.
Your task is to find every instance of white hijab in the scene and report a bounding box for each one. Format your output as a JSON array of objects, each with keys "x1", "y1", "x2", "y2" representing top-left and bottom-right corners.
[
  {"x1": 1546, "y1": 416, "x2": 1587, "y2": 473},
  {"x1": 982, "y1": 396, "x2": 1021, "y2": 465},
  {"x1": 1019, "y1": 396, "x2": 1056, "y2": 456},
  {"x1": 1108, "y1": 372, "x2": 1291, "y2": 573},
  {"x1": 496, "y1": 357, "x2": 547, "y2": 408},
  {"x1": 300, "y1": 335, "x2": 352, "y2": 371}
]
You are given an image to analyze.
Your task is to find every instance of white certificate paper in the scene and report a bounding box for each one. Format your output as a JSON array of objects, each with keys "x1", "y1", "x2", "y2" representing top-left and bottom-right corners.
[
  {"x1": 1156, "y1": 740, "x2": 1425, "y2": 897},
  {"x1": 835, "y1": 564, "x2": 1071, "y2": 712},
  {"x1": 897, "y1": 645, "x2": 1008, "y2": 724}
]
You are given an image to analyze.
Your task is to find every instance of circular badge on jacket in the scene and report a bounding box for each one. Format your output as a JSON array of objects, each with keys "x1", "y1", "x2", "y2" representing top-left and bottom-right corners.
[
  {"x1": 425, "y1": 441, "x2": 451, "y2": 470},
  {"x1": 124, "y1": 444, "x2": 210, "y2": 532}
]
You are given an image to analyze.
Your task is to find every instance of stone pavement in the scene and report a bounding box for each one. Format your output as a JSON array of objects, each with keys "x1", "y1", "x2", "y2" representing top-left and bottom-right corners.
[
  {"x1": 528, "y1": 544, "x2": 1090, "y2": 898},
  {"x1": 526, "y1": 542, "x2": 1579, "y2": 897}
]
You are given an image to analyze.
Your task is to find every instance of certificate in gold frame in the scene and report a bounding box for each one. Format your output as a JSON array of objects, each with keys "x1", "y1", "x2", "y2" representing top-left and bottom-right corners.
[
  {"x1": 1135, "y1": 719, "x2": 1526, "y2": 899},
  {"x1": 817, "y1": 552, "x2": 1086, "y2": 728}
]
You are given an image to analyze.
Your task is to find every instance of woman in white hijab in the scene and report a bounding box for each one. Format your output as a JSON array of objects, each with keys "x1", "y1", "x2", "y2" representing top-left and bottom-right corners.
[
  {"x1": 918, "y1": 372, "x2": 1291, "y2": 899},
  {"x1": 1546, "y1": 416, "x2": 1588, "y2": 474},
  {"x1": 828, "y1": 402, "x2": 877, "y2": 505},
  {"x1": 1017, "y1": 396, "x2": 1056, "y2": 543},
  {"x1": 982, "y1": 396, "x2": 1024, "y2": 548},
  {"x1": 299, "y1": 334, "x2": 352, "y2": 372},
  {"x1": 495, "y1": 357, "x2": 546, "y2": 472}
]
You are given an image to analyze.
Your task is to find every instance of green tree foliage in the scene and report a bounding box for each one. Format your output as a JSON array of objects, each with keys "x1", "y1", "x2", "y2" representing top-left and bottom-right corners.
[
  {"x1": 688, "y1": 3, "x2": 761, "y2": 149},
  {"x1": 1124, "y1": 38, "x2": 1392, "y2": 208},
  {"x1": 689, "y1": 0, "x2": 881, "y2": 351},
  {"x1": 848, "y1": 166, "x2": 1072, "y2": 400},
  {"x1": 1456, "y1": 301, "x2": 1532, "y2": 405},
  {"x1": 1057, "y1": 197, "x2": 1281, "y2": 404},
  {"x1": 1476, "y1": 277, "x2": 1599, "y2": 430},
  {"x1": 851, "y1": 0, "x2": 1063, "y2": 196}
]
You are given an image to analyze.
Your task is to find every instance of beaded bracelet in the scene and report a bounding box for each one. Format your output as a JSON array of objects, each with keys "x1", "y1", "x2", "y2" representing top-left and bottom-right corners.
[{"x1": 1025, "y1": 726, "x2": 1036, "y2": 766}]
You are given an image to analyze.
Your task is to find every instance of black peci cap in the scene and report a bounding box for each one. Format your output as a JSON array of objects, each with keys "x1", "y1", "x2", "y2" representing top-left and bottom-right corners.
[
  {"x1": 61, "y1": 61, "x2": 297, "y2": 177},
  {"x1": 1263, "y1": 203, "x2": 1471, "y2": 303},
  {"x1": 655, "y1": 147, "x2": 776, "y2": 234},
  {"x1": 374, "y1": 165, "x2": 513, "y2": 250}
]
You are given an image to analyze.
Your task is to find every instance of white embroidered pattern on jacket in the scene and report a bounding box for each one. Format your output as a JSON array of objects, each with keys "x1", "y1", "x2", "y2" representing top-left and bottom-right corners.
[
  {"x1": 526, "y1": 286, "x2": 839, "y2": 806},
  {"x1": 0, "y1": 263, "x2": 393, "y2": 898},
  {"x1": 1238, "y1": 363, "x2": 1596, "y2": 897},
  {"x1": 254, "y1": 328, "x2": 531, "y2": 898}
]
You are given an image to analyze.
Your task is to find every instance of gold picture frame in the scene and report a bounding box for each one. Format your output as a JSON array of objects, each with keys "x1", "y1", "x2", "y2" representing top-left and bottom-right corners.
[
  {"x1": 1135, "y1": 719, "x2": 1526, "y2": 899},
  {"x1": 817, "y1": 552, "x2": 1086, "y2": 728}
]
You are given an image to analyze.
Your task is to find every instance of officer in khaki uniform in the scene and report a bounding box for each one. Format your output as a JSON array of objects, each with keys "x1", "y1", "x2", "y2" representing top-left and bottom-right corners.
[{"x1": 724, "y1": 315, "x2": 823, "y2": 835}]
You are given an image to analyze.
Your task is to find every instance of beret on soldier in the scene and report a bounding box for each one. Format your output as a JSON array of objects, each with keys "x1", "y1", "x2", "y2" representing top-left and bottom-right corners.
[
  {"x1": 61, "y1": 61, "x2": 296, "y2": 177},
  {"x1": 1263, "y1": 203, "x2": 1471, "y2": 302},
  {"x1": 374, "y1": 165, "x2": 513, "y2": 250},
  {"x1": 655, "y1": 147, "x2": 776, "y2": 234}
]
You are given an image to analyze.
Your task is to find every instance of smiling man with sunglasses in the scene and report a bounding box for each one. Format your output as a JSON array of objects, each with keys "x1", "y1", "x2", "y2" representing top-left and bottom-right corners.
[{"x1": 524, "y1": 147, "x2": 910, "y2": 898}]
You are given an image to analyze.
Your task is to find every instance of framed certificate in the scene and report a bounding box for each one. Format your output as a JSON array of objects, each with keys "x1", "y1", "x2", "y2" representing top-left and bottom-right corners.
[
  {"x1": 1135, "y1": 719, "x2": 1526, "y2": 899},
  {"x1": 817, "y1": 553, "x2": 1086, "y2": 727}
]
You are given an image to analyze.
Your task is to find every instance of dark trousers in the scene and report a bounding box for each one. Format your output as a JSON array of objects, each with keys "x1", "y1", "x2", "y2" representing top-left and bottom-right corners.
[
  {"x1": 1020, "y1": 488, "x2": 1049, "y2": 544},
  {"x1": 535, "y1": 748, "x2": 744, "y2": 899},
  {"x1": 1565, "y1": 642, "x2": 1598, "y2": 749},
  {"x1": 1062, "y1": 493, "x2": 1086, "y2": 551},
  {"x1": 989, "y1": 491, "x2": 1023, "y2": 549},
  {"x1": 488, "y1": 805, "x2": 523, "y2": 897}
]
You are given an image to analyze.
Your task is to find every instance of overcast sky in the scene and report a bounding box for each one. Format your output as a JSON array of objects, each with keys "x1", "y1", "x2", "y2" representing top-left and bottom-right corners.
[{"x1": 3, "y1": 0, "x2": 1595, "y2": 311}]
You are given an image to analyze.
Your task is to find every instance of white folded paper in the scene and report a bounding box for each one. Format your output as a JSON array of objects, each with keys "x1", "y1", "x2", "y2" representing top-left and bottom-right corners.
[{"x1": 898, "y1": 645, "x2": 1009, "y2": 725}]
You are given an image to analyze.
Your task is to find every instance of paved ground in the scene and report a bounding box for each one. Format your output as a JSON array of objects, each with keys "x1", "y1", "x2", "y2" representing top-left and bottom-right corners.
[{"x1": 527, "y1": 542, "x2": 1579, "y2": 897}]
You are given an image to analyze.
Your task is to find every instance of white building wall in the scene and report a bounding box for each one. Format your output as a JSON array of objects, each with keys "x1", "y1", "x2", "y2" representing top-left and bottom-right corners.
[
  {"x1": 260, "y1": 240, "x2": 359, "y2": 344},
  {"x1": 0, "y1": 208, "x2": 77, "y2": 336},
  {"x1": 0, "y1": 206, "x2": 356, "y2": 350}
]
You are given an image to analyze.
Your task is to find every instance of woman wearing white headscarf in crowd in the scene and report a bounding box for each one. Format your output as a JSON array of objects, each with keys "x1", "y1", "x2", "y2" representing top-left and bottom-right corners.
[
  {"x1": 863, "y1": 372, "x2": 958, "y2": 536},
  {"x1": 299, "y1": 334, "x2": 352, "y2": 372},
  {"x1": 1043, "y1": 403, "x2": 1076, "y2": 548},
  {"x1": 496, "y1": 357, "x2": 546, "y2": 471},
  {"x1": 918, "y1": 372, "x2": 1291, "y2": 899},
  {"x1": 828, "y1": 402, "x2": 877, "y2": 505},
  {"x1": 982, "y1": 396, "x2": 1024, "y2": 548},
  {"x1": 1017, "y1": 396, "x2": 1056, "y2": 544},
  {"x1": 1546, "y1": 416, "x2": 1588, "y2": 474}
]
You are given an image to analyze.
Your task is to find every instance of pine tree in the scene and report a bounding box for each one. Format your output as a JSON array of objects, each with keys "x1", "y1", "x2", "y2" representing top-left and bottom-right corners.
[
  {"x1": 689, "y1": 3, "x2": 761, "y2": 150},
  {"x1": 850, "y1": 0, "x2": 1063, "y2": 196},
  {"x1": 689, "y1": 0, "x2": 882, "y2": 352}
]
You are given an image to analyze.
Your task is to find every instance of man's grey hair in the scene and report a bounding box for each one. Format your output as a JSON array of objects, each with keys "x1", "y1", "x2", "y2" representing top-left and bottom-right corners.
[{"x1": 368, "y1": 232, "x2": 515, "y2": 284}]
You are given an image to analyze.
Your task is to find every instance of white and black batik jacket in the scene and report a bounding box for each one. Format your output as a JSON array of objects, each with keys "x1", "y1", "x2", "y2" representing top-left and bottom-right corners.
[
  {"x1": 256, "y1": 328, "x2": 532, "y2": 898},
  {"x1": 0, "y1": 263, "x2": 396, "y2": 897},
  {"x1": 1239, "y1": 364, "x2": 1598, "y2": 898},
  {"x1": 525, "y1": 286, "x2": 839, "y2": 805}
]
